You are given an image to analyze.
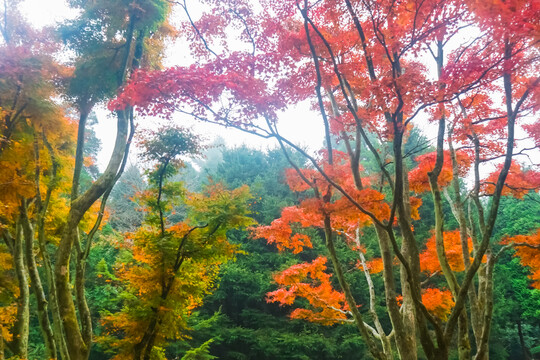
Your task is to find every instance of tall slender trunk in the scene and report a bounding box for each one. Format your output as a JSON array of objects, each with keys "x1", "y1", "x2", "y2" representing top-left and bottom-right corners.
[
  {"x1": 20, "y1": 201, "x2": 57, "y2": 359},
  {"x1": 71, "y1": 108, "x2": 90, "y2": 201},
  {"x1": 134, "y1": 307, "x2": 162, "y2": 360},
  {"x1": 135, "y1": 263, "x2": 179, "y2": 359},
  {"x1": 12, "y1": 222, "x2": 29, "y2": 359},
  {"x1": 354, "y1": 230, "x2": 393, "y2": 358},
  {"x1": 323, "y1": 217, "x2": 385, "y2": 360},
  {"x1": 54, "y1": 17, "x2": 140, "y2": 358},
  {"x1": 517, "y1": 319, "x2": 532, "y2": 360},
  {"x1": 392, "y1": 124, "x2": 424, "y2": 359},
  {"x1": 75, "y1": 231, "x2": 93, "y2": 352},
  {"x1": 447, "y1": 146, "x2": 484, "y2": 358},
  {"x1": 400, "y1": 159, "x2": 418, "y2": 360},
  {"x1": 474, "y1": 251, "x2": 495, "y2": 360},
  {"x1": 428, "y1": 122, "x2": 471, "y2": 360},
  {"x1": 37, "y1": 218, "x2": 69, "y2": 360},
  {"x1": 374, "y1": 225, "x2": 417, "y2": 360},
  {"x1": 40, "y1": 130, "x2": 71, "y2": 360}
]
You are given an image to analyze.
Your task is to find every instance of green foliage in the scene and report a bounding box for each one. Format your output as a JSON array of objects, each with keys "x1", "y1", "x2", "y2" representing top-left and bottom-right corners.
[
  {"x1": 140, "y1": 126, "x2": 203, "y2": 170},
  {"x1": 60, "y1": 0, "x2": 170, "y2": 106},
  {"x1": 181, "y1": 339, "x2": 217, "y2": 360},
  {"x1": 489, "y1": 193, "x2": 540, "y2": 359},
  {"x1": 493, "y1": 194, "x2": 540, "y2": 239}
]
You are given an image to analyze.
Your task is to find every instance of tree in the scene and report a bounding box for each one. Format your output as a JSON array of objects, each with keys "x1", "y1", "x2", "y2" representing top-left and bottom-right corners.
[
  {"x1": 98, "y1": 127, "x2": 255, "y2": 360},
  {"x1": 57, "y1": 2, "x2": 172, "y2": 356},
  {"x1": 112, "y1": 0, "x2": 540, "y2": 359}
]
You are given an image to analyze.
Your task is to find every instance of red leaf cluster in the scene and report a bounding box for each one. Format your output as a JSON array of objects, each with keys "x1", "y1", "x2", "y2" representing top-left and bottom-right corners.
[
  {"x1": 482, "y1": 161, "x2": 540, "y2": 199},
  {"x1": 408, "y1": 150, "x2": 472, "y2": 193}
]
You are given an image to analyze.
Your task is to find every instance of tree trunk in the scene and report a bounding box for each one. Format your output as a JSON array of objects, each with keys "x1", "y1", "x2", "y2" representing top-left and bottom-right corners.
[
  {"x1": 400, "y1": 160, "x2": 418, "y2": 360},
  {"x1": 474, "y1": 251, "x2": 495, "y2": 360},
  {"x1": 355, "y1": 230, "x2": 393, "y2": 358},
  {"x1": 374, "y1": 225, "x2": 417, "y2": 360},
  {"x1": 324, "y1": 217, "x2": 385, "y2": 360},
  {"x1": 20, "y1": 201, "x2": 57, "y2": 359},
  {"x1": 55, "y1": 109, "x2": 130, "y2": 360},
  {"x1": 75, "y1": 240, "x2": 93, "y2": 352},
  {"x1": 12, "y1": 222, "x2": 29, "y2": 359},
  {"x1": 38, "y1": 233, "x2": 69, "y2": 360}
]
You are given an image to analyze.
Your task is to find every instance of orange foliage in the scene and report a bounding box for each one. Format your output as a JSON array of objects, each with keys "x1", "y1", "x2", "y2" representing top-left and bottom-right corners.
[
  {"x1": 328, "y1": 188, "x2": 388, "y2": 231},
  {"x1": 420, "y1": 230, "x2": 474, "y2": 273},
  {"x1": 410, "y1": 196, "x2": 423, "y2": 221},
  {"x1": 363, "y1": 257, "x2": 384, "y2": 274},
  {"x1": 99, "y1": 182, "x2": 254, "y2": 358},
  {"x1": 0, "y1": 247, "x2": 17, "y2": 342},
  {"x1": 398, "y1": 287, "x2": 454, "y2": 321},
  {"x1": 285, "y1": 168, "x2": 317, "y2": 192},
  {"x1": 482, "y1": 161, "x2": 540, "y2": 199},
  {"x1": 502, "y1": 229, "x2": 540, "y2": 288},
  {"x1": 408, "y1": 150, "x2": 472, "y2": 193},
  {"x1": 267, "y1": 257, "x2": 350, "y2": 325},
  {"x1": 284, "y1": 150, "x2": 367, "y2": 194},
  {"x1": 256, "y1": 149, "x2": 393, "y2": 255},
  {"x1": 253, "y1": 184, "x2": 391, "y2": 254},
  {"x1": 0, "y1": 41, "x2": 76, "y2": 221},
  {"x1": 251, "y1": 206, "x2": 316, "y2": 254},
  {"x1": 421, "y1": 288, "x2": 455, "y2": 321},
  {"x1": 0, "y1": 304, "x2": 17, "y2": 342}
]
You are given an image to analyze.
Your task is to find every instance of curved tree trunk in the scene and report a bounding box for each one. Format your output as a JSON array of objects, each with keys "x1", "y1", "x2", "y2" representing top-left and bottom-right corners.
[{"x1": 55, "y1": 109, "x2": 130, "y2": 360}]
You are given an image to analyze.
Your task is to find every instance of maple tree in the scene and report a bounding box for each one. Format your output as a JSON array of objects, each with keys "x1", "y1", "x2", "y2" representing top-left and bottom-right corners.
[
  {"x1": 111, "y1": 0, "x2": 540, "y2": 358},
  {"x1": 98, "y1": 127, "x2": 255, "y2": 360}
]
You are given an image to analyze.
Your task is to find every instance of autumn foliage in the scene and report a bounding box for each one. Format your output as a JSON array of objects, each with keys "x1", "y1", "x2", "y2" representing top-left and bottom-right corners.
[
  {"x1": 421, "y1": 288, "x2": 455, "y2": 321},
  {"x1": 503, "y1": 230, "x2": 540, "y2": 289},
  {"x1": 1, "y1": 0, "x2": 540, "y2": 358},
  {"x1": 267, "y1": 257, "x2": 350, "y2": 325},
  {"x1": 98, "y1": 127, "x2": 255, "y2": 359},
  {"x1": 420, "y1": 230, "x2": 475, "y2": 274}
]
